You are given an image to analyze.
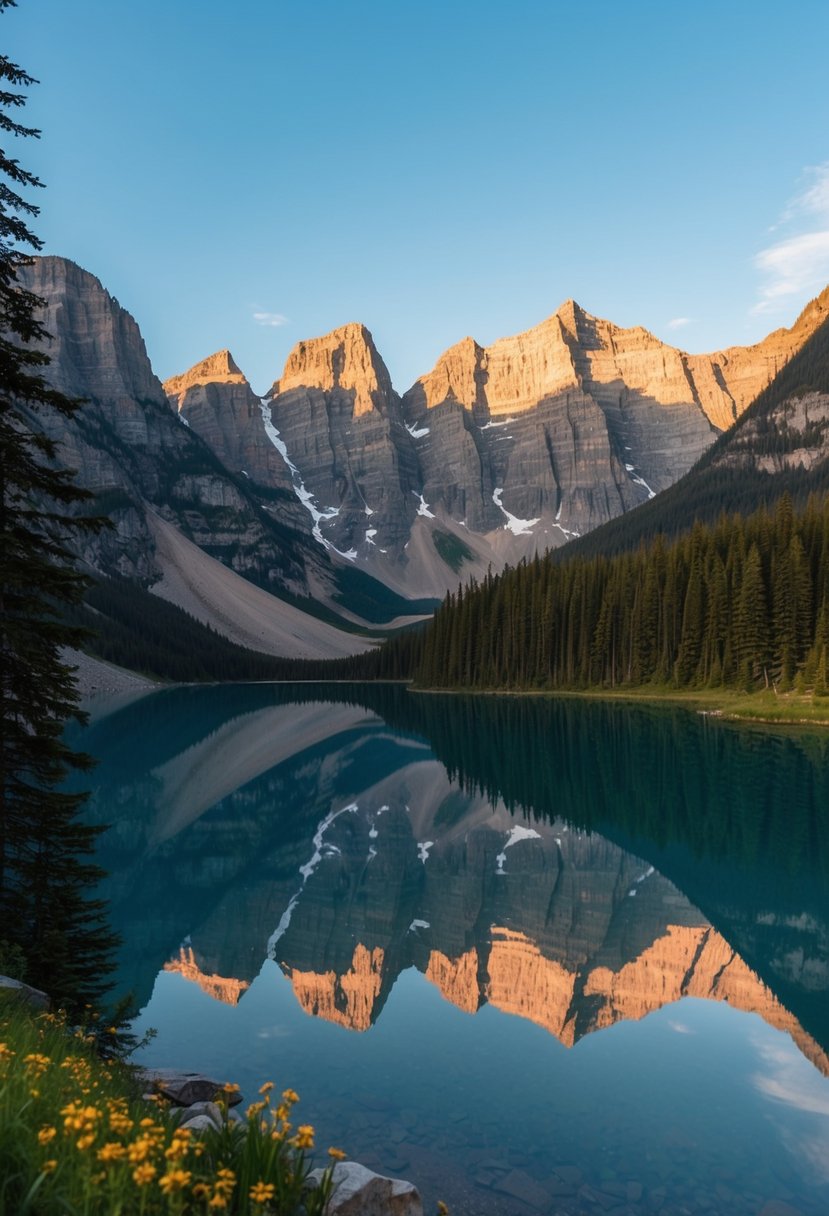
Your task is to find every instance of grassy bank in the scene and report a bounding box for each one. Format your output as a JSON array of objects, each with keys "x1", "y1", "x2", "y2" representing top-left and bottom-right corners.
[
  {"x1": 547, "y1": 685, "x2": 829, "y2": 728},
  {"x1": 411, "y1": 683, "x2": 829, "y2": 729},
  {"x1": 0, "y1": 995, "x2": 342, "y2": 1215}
]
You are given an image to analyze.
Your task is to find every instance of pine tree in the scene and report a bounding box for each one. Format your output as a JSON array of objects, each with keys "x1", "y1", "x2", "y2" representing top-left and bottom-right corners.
[{"x1": 0, "y1": 2, "x2": 116, "y2": 1011}]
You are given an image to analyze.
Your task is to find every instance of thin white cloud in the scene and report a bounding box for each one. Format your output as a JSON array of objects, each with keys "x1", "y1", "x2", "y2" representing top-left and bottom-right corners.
[
  {"x1": 666, "y1": 317, "x2": 692, "y2": 331},
  {"x1": 667, "y1": 1019, "x2": 695, "y2": 1034},
  {"x1": 753, "y1": 163, "x2": 829, "y2": 315},
  {"x1": 750, "y1": 1033, "x2": 829, "y2": 1182},
  {"x1": 253, "y1": 310, "x2": 289, "y2": 328}
]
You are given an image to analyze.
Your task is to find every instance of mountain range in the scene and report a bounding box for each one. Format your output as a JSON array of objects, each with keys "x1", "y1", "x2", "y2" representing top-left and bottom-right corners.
[{"x1": 20, "y1": 255, "x2": 829, "y2": 657}]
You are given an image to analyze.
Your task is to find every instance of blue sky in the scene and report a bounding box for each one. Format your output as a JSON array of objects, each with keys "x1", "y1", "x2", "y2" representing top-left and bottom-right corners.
[{"x1": 8, "y1": 0, "x2": 829, "y2": 394}]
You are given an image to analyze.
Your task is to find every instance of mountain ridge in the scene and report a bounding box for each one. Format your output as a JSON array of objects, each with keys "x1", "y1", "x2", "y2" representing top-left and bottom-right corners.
[
  {"x1": 21, "y1": 253, "x2": 829, "y2": 648},
  {"x1": 168, "y1": 282, "x2": 829, "y2": 587}
]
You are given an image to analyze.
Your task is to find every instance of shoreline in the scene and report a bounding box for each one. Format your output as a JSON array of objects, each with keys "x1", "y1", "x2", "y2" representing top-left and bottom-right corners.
[
  {"x1": 70, "y1": 649, "x2": 829, "y2": 732},
  {"x1": 406, "y1": 683, "x2": 829, "y2": 729}
]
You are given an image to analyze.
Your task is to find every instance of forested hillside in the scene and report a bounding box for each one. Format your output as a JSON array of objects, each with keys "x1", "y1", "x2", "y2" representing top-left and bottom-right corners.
[
  {"x1": 562, "y1": 309, "x2": 829, "y2": 560},
  {"x1": 416, "y1": 495, "x2": 829, "y2": 692},
  {"x1": 69, "y1": 576, "x2": 424, "y2": 683}
]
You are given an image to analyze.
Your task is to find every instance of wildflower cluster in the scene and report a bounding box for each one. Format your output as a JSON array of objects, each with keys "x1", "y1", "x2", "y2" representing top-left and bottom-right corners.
[{"x1": 0, "y1": 996, "x2": 342, "y2": 1213}]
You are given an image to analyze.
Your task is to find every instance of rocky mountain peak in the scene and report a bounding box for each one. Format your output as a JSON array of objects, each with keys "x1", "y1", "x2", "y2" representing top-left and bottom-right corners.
[
  {"x1": 21, "y1": 254, "x2": 166, "y2": 406},
  {"x1": 164, "y1": 350, "x2": 247, "y2": 400},
  {"x1": 273, "y1": 322, "x2": 395, "y2": 417}
]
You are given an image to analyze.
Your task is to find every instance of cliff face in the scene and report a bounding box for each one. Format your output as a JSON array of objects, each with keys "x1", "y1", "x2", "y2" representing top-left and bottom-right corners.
[
  {"x1": 400, "y1": 295, "x2": 829, "y2": 544},
  {"x1": 164, "y1": 350, "x2": 305, "y2": 531},
  {"x1": 264, "y1": 324, "x2": 420, "y2": 558},
  {"x1": 19, "y1": 257, "x2": 315, "y2": 595},
  {"x1": 26, "y1": 255, "x2": 829, "y2": 603},
  {"x1": 166, "y1": 289, "x2": 828, "y2": 596}
]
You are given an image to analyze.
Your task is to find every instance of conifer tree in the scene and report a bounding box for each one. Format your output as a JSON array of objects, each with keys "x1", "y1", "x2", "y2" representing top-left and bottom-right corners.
[{"x1": 0, "y1": 1, "x2": 116, "y2": 1010}]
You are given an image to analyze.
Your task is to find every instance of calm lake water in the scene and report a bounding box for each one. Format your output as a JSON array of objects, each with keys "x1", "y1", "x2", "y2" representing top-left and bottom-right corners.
[{"x1": 70, "y1": 684, "x2": 829, "y2": 1215}]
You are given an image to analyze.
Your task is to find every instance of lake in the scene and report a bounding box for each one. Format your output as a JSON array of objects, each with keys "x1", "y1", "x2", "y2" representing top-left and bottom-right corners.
[{"x1": 70, "y1": 684, "x2": 829, "y2": 1215}]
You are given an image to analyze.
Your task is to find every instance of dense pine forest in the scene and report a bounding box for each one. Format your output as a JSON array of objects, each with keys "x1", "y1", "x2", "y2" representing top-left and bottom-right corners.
[{"x1": 416, "y1": 494, "x2": 829, "y2": 692}]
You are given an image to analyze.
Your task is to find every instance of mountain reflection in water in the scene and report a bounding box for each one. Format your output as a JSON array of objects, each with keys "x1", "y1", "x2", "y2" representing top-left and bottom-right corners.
[{"x1": 71, "y1": 685, "x2": 829, "y2": 1214}]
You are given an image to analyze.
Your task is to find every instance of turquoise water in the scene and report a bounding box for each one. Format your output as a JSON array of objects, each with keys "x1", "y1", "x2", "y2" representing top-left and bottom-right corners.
[{"x1": 71, "y1": 685, "x2": 829, "y2": 1215}]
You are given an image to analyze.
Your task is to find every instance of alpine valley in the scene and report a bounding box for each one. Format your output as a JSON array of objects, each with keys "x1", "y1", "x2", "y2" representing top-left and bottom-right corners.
[{"x1": 21, "y1": 255, "x2": 829, "y2": 658}]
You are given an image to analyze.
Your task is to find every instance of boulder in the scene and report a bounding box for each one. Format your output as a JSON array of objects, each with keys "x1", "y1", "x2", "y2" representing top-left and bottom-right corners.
[
  {"x1": 135, "y1": 1068, "x2": 243, "y2": 1107},
  {"x1": 307, "y1": 1161, "x2": 422, "y2": 1216},
  {"x1": 178, "y1": 1114, "x2": 220, "y2": 1134},
  {"x1": 0, "y1": 975, "x2": 50, "y2": 1010},
  {"x1": 175, "y1": 1100, "x2": 223, "y2": 1130}
]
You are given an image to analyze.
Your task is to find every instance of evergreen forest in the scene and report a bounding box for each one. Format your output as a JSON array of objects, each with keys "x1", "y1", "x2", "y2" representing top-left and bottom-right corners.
[{"x1": 415, "y1": 493, "x2": 829, "y2": 693}]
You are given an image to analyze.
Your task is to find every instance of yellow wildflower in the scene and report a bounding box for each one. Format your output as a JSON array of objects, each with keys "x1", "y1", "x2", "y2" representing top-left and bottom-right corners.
[
  {"x1": 208, "y1": 1197, "x2": 228, "y2": 1210},
  {"x1": 24, "y1": 1052, "x2": 50, "y2": 1074},
  {"x1": 193, "y1": 1182, "x2": 210, "y2": 1200},
  {"x1": 249, "y1": 1181, "x2": 276, "y2": 1203},
  {"x1": 293, "y1": 1124, "x2": 314, "y2": 1149},
  {"x1": 42, "y1": 1160, "x2": 57, "y2": 1174},
  {"x1": 165, "y1": 1136, "x2": 190, "y2": 1161},
  {"x1": 213, "y1": 1167, "x2": 236, "y2": 1197},
  {"x1": 97, "y1": 1142, "x2": 126, "y2": 1163},
  {"x1": 76, "y1": 1134, "x2": 95, "y2": 1150},
  {"x1": 127, "y1": 1136, "x2": 155, "y2": 1163},
  {"x1": 132, "y1": 1162, "x2": 157, "y2": 1185},
  {"x1": 159, "y1": 1169, "x2": 192, "y2": 1194},
  {"x1": 282, "y1": 1088, "x2": 299, "y2": 1104},
  {"x1": 258, "y1": 1081, "x2": 274, "y2": 1095},
  {"x1": 37, "y1": 1126, "x2": 57, "y2": 1145},
  {"x1": 221, "y1": 1081, "x2": 240, "y2": 1095},
  {"x1": 437, "y1": 1203, "x2": 450, "y2": 1215},
  {"x1": 327, "y1": 1146, "x2": 347, "y2": 1161}
]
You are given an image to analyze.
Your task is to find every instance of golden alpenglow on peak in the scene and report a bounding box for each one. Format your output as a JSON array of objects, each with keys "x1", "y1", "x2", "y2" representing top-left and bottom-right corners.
[
  {"x1": 273, "y1": 322, "x2": 395, "y2": 417},
  {"x1": 164, "y1": 349, "x2": 247, "y2": 398},
  {"x1": 407, "y1": 289, "x2": 829, "y2": 434}
]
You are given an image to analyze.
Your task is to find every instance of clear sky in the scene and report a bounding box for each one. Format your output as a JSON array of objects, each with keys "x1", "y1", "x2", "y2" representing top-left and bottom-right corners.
[{"x1": 7, "y1": 0, "x2": 829, "y2": 395}]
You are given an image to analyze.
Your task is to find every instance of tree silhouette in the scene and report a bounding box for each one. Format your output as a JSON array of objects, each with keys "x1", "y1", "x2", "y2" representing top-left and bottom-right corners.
[{"x1": 0, "y1": 0, "x2": 116, "y2": 1010}]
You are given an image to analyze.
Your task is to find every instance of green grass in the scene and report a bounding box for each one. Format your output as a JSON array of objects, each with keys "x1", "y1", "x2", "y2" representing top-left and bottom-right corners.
[
  {"x1": 0, "y1": 995, "x2": 342, "y2": 1215},
  {"x1": 449, "y1": 684, "x2": 829, "y2": 729}
]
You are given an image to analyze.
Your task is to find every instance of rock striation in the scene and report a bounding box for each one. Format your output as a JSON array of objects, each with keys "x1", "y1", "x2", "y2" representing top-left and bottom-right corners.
[
  {"x1": 26, "y1": 254, "x2": 829, "y2": 607},
  {"x1": 167, "y1": 287, "x2": 829, "y2": 596},
  {"x1": 18, "y1": 257, "x2": 332, "y2": 608},
  {"x1": 264, "y1": 324, "x2": 420, "y2": 559},
  {"x1": 164, "y1": 351, "x2": 304, "y2": 529},
  {"x1": 400, "y1": 294, "x2": 829, "y2": 545}
]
